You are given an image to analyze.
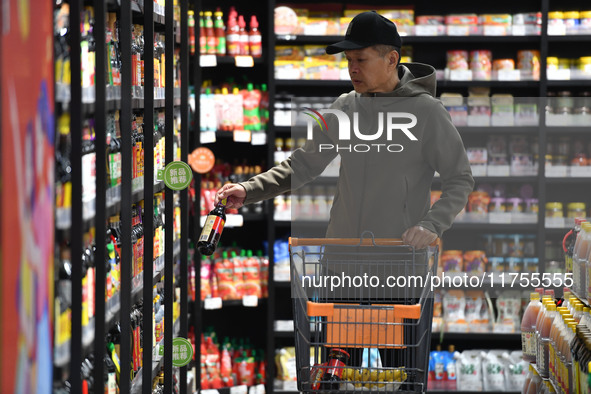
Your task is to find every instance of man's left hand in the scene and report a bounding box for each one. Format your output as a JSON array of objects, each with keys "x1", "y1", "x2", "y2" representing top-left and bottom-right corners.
[{"x1": 402, "y1": 226, "x2": 438, "y2": 249}]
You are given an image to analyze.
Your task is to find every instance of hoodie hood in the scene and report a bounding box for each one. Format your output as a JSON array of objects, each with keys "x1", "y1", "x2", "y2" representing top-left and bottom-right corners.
[{"x1": 361, "y1": 62, "x2": 437, "y2": 98}]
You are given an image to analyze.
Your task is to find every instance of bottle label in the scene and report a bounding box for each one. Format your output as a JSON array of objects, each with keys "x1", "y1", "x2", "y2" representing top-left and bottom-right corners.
[
  {"x1": 521, "y1": 330, "x2": 536, "y2": 357},
  {"x1": 326, "y1": 358, "x2": 345, "y2": 378},
  {"x1": 199, "y1": 215, "x2": 225, "y2": 242}
]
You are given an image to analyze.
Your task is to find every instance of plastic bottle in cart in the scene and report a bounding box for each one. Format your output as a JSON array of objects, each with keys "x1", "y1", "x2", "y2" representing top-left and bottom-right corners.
[
  {"x1": 238, "y1": 15, "x2": 249, "y2": 55},
  {"x1": 248, "y1": 15, "x2": 262, "y2": 57},
  {"x1": 522, "y1": 292, "x2": 543, "y2": 362}
]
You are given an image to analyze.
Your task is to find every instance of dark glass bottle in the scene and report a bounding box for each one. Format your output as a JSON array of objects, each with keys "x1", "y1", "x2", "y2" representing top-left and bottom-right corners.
[
  {"x1": 321, "y1": 348, "x2": 350, "y2": 390},
  {"x1": 197, "y1": 198, "x2": 227, "y2": 255}
]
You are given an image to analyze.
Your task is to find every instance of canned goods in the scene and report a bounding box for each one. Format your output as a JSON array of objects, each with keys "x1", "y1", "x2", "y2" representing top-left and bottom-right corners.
[
  {"x1": 580, "y1": 11, "x2": 591, "y2": 28},
  {"x1": 447, "y1": 50, "x2": 469, "y2": 70},
  {"x1": 580, "y1": 57, "x2": 591, "y2": 75},
  {"x1": 525, "y1": 198, "x2": 539, "y2": 214},
  {"x1": 563, "y1": 11, "x2": 580, "y2": 28},
  {"x1": 548, "y1": 11, "x2": 565, "y2": 25},
  {"x1": 493, "y1": 59, "x2": 515, "y2": 71},
  {"x1": 506, "y1": 257, "x2": 525, "y2": 273},
  {"x1": 517, "y1": 50, "x2": 540, "y2": 80},
  {"x1": 546, "y1": 202, "x2": 564, "y2": 218},
  {"x1": 489, "y1": 197, "x2": 506, "y2": 213},
  {"x1": 524, "y1": 257, "x2": 539, "y2": 273},
  {"x1": 416, "y1": 15, "x2": 444, "y2": 25},
  {"x1": 547, "y1": 57, "x2": 559, "y2": 71},
  {"x1": 470, "y1": 50, "x2": 492, "y2": 81},
  {"x1": 464, "y1": 250, "x2": 487, "y2": 276},
  {"x1": 567, "y1": 202, "x2": 586, "y2": 219},
  {"x1": 441, "y1": 250, "x2": 464, "y2": 272},
  {"x1": 505, "y1": 198, "x2": 524, "y2": 213},
  {"x1": 489, "y1": 257, "x2": 505, "y2": 272}
]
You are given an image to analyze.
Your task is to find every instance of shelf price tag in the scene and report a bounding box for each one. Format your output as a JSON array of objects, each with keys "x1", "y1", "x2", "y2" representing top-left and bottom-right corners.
[
  {"x1": 449, "y1": 69, "x2": 473, "y2": 81},
  {"x1": 230, "y1": 385, "x2": 248, "y2": 394},
  {"x1": 204, "y1": 297, "x2": 223, "y2": 310},
  {"x1": 512, "y1": 25, "x2": 527, "y2": 36},
  {"x1": 200, "y1": 55, "x2": 218, "y2": 67},
  {"x1": 242, "y1": 295, "x2": 258, "y2": 307},
  {"x1": 251, "y1": 132, "x2": 267, "y2": 145},
  {"x1": 201, "y1": 390, "x2": 221, "y2": 394},
  {"x1": 548, "y1": 25, "x2": 566, "y2": 36},
  {"x1": 483, "y1": 25, "x2": 507, "y2": 36},
  {"x1": 172, "y1": 337, "x2": 193, "y2": 367},
  {"x1": 252, "y1": 384, "x2": 266, "y2": 394},
  {"x1": 497, "y1": 70, "x2": 521, "y2": 81},
  {"x1": 489, "y1": 212, "x2": 512, "y2": 224},
  {"x1": 200, "y1": 131, "x2": 216, "y2": 144},
  {"x1": 156, "y1": 169, "x2": 164, "y2": 182},
  {"x1": 235, "y1": 55, "x2": 254, "y2": 68},
  {"x1": 233, "y1": 130, "x2": 251, "y2": 142},
  {"x1": 570, "y1": 167, "x2": 591, "y2": 177},
  {"x1": 547, "y1": 69, "x2": 571, "y2": 80},
  {"x1": 447, "y1": 25, "x2": 470, "y2": 36},
  {"x1": 415, "y1": 25, "x2": 440, "y2": 36},
  {"x1": 226, "y1": 214, "x2": 244, "y2": 228}
]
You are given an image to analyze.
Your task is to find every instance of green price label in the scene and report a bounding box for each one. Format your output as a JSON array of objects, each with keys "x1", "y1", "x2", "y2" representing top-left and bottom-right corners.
[
  {"x1": 172, "y1": 337, "x2": 193, "y2": 367},
  {"x1": 163, "y1": 161, "x2": 193, "y2": 191}
]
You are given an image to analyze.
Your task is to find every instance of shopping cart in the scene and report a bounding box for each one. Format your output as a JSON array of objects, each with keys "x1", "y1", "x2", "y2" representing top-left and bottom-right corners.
[{"x1": 289, "y1": 232, "x2": 439, "y2": 393}]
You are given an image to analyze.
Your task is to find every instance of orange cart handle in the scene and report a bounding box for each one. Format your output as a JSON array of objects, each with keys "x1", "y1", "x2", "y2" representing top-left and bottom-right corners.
[
  {"x1": 307, "y1": 301, "x2": 421, "y2": 319},
  {"x1": 290, "y1": 237, "x2": 440, "y2": 248}
]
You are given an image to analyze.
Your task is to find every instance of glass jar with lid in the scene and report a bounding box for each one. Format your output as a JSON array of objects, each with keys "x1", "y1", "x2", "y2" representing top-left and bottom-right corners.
[
  {"x1": 546, "y1": 202, "x2": 564, "y2": 218},
  {"x1": 567, "y1": 202, "x2": 586, "y2": 219}
]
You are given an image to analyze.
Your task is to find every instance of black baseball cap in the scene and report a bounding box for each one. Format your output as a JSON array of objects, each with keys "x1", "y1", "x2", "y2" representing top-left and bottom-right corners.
[{"x1": 326, "y1": 11, "x2": 402, "y2": 54}]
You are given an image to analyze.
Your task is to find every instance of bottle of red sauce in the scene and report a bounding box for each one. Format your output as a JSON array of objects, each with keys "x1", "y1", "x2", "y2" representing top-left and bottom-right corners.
[
  {"x1": 226, "y1": 9, "x2": 240, "y2": 56},
  {"x1": 248, "y1": 15, "x2": 262, "y2": 57},
  {"x1": 238, "y1": 15, "x2": 248, "y2": 55}
]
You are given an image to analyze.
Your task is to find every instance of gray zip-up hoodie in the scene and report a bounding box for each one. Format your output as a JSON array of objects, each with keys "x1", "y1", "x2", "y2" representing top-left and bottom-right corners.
[{"x1": 240, "y1": 63, "x2": 474, "y2": 238}]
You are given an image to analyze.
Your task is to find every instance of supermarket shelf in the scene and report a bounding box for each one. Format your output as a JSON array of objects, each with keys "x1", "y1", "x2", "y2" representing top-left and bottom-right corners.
[
  {"x1": 545, "y1": 227, "x2": 572, "y2": 236},
  {"x1": 275, "y1": 79, "x2": 352, "y2": 88},
  {"x1": 275, "y1": 125, "x2": 541, "y2": 135},
  {"x1": 274, "y1": 281, "x2": 291, "y2": 288},
  {"x1": 430, "y1": 392, "x2": 519, "y2": 394},
  {"x1": 547, "y1": 35, "x2": 591, "y2": 42},
  {"x1": 545, "y1": 126, "x2": 591, "y2": 134},
  {"x1": 437, "y1": 80, "x2": 539, "y2": 88},
  {"x1": 570, "y1": 289, "x2": 590, "y2": 308},
  {"x1": 456, "y1": 126, "x2": 539, "y2": 134},
  {"x1": 431, "y1": 332, "x2": 521, "y2": 342},
  {"x1": 450, "y1": 223, "x2": 537, "y2": 231},
  {"x1": 207, "y1": 55, "x2": 266, "y2": 66},
  {"x1": 274, "y1": 331, "x2": 295, "y2": 338},
  {"x1": 433, "y1": 176, "x2": 538, "y2": 184},
  {"x1": 275, "y1": 34, "x2": 540, "y2": 44},
  {"x1": 544, "y1": 177, "x2": 591, "y2": 183},
  {"x1": 201, "y1": 298, "x2": 268, "y2": 309},
  {"x1": 547, "y1": 80, "x2": 591, "y2": 87}
]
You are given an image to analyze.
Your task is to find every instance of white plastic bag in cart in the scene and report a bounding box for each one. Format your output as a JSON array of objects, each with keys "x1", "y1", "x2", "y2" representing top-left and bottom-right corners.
[
  {"x1": 482, "y1": 350, "x2": 506, "y2": 392},
  {"x1": 503, "y1": 350, "x2": 527, "y2": 391},
  {"x1": 456, "y1": 350, "x2": 483, "y2": 391}
]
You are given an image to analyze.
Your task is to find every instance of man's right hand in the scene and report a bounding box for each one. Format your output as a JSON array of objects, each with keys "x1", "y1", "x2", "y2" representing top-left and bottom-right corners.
[{"x1": 215, "y1": 183, "x2": 247, "y2": 209}]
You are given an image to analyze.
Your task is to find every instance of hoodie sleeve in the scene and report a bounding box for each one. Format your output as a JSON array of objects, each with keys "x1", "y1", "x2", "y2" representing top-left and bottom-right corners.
[
  {"x1": 417, "y1": 100, "x2": 474, "y2": 236},
  {"x1": 240, "y1": 109, "x2": 340, "y2": 205}
]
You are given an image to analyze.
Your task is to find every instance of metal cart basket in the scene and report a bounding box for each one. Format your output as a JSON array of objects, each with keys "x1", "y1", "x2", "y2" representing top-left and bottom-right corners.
[{"x1": 289, "y1": 233, "x2": 439, "y2": 394}]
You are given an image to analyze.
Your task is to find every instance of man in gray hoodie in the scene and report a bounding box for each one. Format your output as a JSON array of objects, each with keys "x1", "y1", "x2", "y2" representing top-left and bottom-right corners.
[{"x1": 216, "y1": 11, "x2": 474, "y2": 249}]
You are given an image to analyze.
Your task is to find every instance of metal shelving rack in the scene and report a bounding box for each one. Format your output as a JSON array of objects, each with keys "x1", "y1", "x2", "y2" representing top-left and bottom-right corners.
[{"x1": 53, "y1": 0, "x2": 190, "y2": 393}]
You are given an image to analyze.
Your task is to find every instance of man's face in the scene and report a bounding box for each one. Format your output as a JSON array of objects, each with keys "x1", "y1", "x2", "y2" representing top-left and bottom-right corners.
[{"x1": 345, "y1": 47, "x2": 398, "y2": 94}]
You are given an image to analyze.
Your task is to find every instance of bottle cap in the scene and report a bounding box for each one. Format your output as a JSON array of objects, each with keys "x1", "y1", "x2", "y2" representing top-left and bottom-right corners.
[{"x1": 250, "y1": 15, "x2": 259, "y2": 28}]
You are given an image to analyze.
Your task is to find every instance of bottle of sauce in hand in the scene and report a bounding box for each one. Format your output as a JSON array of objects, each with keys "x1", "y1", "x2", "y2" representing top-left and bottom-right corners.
[{"x1": 198, "y1": 198, "x2": 227, "y2": 255}]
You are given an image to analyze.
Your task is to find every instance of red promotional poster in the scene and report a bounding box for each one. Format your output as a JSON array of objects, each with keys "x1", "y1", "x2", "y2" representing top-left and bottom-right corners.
[{"x1": 1, "y1": 0, "x2": 55, "y2": 392}]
